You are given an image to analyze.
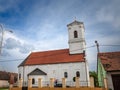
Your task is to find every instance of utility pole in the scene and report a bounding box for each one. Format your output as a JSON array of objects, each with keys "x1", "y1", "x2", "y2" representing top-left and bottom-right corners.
[
  {"x1": 95, "y1": 40, "x2": 100, "y2": 53},
  {"x1": 95, "y1": 41, "x2": 105, "y2": 87},
  {"x1": 95, "y1": 40, "x2": 100, "y2": 72}
]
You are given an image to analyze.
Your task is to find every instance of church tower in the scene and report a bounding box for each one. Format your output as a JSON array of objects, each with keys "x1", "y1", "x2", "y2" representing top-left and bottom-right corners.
[{"x1": 67, "y1": 20, "x2": 86, "y2": 54}]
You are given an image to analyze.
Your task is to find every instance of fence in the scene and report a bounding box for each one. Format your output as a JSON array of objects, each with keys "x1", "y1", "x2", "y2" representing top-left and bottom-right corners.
[
  {"x1": 21, "y1": 81, "x2": 89, "y2": 87},
  {"x1": 9, "y1": 77, "x2": 108, "y2": 90}
]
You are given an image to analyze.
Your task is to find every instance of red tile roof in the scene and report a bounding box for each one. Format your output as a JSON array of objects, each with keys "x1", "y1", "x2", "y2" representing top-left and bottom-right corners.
[
  {"x1": 19, "y1": 49, "x2": 85, "y2": 66},
  {"x1": 99, "y1": 51, "x2": 120, "y2": 72}
]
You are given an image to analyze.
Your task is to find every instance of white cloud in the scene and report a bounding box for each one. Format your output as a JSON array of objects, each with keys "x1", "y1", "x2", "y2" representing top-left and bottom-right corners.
[
  {"x1": 5, "y1": 38, "x2": 21, "y2": 49},
  {"x1": 0, "y1": 30, "x2": 34, "y2": 57},
  {"x1": 34, "y1": 34, "x2": 68, "y2": 51},
  {"x1": 95, "y1": 0, "x2": 120, "y2": 29}
]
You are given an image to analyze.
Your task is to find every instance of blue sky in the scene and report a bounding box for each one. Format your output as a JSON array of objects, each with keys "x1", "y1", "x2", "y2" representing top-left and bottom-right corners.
[{"x1": 0, "y1": 0, "x2": 120, "y2": 72}]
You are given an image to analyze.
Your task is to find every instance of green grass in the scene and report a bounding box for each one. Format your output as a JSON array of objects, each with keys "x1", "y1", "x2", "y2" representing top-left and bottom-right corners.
[{"x1": 0, "y1": 88, "x2": 9, "y2": 90}]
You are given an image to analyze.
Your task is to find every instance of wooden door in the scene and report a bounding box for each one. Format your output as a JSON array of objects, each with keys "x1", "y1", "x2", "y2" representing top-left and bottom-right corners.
[{"x1": 112, "y1": 74, "x2": 120, "y2": 90}]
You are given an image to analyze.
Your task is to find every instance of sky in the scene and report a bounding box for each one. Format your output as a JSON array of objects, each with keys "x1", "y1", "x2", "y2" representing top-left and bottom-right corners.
[{"x1": 0, "y1": 0, "x2": 120, "y2": 72}]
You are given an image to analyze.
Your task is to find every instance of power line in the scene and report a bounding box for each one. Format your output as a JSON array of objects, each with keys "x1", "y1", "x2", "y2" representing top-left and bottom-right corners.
[
  {"x1": 100, "y1": 44, "x2": 120, "y2": 46},
  {"x1": 0, "y1": 44, "x2": 119, "y2": 62},
  {"x1": 0, "y1": 59, "x2": 23, "y2": 62},
  {"x1": 0, "y1": 45, "x2": 96, "y2": 62}
]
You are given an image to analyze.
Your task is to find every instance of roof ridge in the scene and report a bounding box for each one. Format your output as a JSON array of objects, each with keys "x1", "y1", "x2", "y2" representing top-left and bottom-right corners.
[{"x1": 31, "y1": 48, "x2": 69, "y2": 54}]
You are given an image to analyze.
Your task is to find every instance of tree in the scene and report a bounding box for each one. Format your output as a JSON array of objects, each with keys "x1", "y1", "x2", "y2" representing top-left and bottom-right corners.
[
  {"x1": 89, "y1": 71, "x2": 99, "y2": 87},
  {"x1": 73, "y1": 77, "x2": 75, "y2": 82}
]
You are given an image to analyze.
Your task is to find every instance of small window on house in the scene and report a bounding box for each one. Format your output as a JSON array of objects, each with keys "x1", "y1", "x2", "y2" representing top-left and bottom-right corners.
[
  {"x1": 32, "y1": 78, "x2": 35, "y2": 84},
  {"x1": 64, "y1": 72, "x2": 68, "y2": 78},
  {"x1": 76, "y1": 71, "x2": 80, "y2": 77},
  {"x1": 74, "y1": 31, "x2": 78, "y2": 38}
]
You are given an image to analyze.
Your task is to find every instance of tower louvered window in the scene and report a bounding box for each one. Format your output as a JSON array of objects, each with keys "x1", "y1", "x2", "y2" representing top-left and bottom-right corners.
[{"x1": 74, "y1": 31, "x2": 78, "y2": 38}]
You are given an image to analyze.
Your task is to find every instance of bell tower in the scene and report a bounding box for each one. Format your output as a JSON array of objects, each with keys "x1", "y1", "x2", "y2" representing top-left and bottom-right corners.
[{"x1": 67, "y1": 20, "x2": 86, "y2": 54}]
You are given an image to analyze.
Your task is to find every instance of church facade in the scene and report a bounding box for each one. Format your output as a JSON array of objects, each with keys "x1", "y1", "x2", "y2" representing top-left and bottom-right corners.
[{"x1": 18, "y1": 20, "x2": 90, "y2": 87}]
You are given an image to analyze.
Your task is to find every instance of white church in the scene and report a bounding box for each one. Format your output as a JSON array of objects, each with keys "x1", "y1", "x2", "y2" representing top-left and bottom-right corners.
[{"x1": 18, "y1": 20, "x2": 90, "y2": 87}]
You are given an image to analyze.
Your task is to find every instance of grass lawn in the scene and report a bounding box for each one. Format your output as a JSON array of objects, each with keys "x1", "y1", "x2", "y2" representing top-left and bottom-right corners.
[{"x1": 0, "y1": 88, "x2": 9, "y2": 90}]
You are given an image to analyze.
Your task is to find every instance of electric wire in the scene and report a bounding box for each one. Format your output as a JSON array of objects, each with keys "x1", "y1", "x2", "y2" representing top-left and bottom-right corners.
[
  {"x1": 0, "y1": 45, "x2": 96, "y2": 62},
  {"x1": 0, "y1": 44, "x2": 120, "y2": 62},
  {"x1": 100, "y1": 44, "x2": 120, "y2": 46}
]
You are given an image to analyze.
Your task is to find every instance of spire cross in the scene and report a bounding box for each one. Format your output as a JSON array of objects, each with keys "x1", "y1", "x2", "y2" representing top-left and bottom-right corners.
[{"x1": 74, "y1": 17, "x2": 76, "y2": 21}]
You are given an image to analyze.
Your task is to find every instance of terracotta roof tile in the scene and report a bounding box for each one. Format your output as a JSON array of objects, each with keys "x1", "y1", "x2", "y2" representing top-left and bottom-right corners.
[
  {"x1": 99, "y1": 51, "x2": 120, "y2": 71},
  {"x1": 19, "y1": 49, "x2": 85, "y2": 66}
]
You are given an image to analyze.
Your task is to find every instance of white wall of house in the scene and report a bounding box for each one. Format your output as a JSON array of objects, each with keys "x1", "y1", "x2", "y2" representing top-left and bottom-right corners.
[
  {"x1": 18, "y1": 62, "x2": 90, "y2": 86},
  {"x1": 107, "y1": 72, "x2": 120, "y2": 90}
]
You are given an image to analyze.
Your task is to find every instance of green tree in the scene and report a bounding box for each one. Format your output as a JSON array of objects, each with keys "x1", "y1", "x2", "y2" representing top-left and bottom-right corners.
[{"x1": 89, "y1": 71, "x2": 99, "y2": 87}]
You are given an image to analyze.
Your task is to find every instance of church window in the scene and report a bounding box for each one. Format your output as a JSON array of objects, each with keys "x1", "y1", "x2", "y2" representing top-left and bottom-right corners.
[
  {"x1": 76, "y1": 71, "x2": 80, "y2": 77},
  {"x1": 74, "y1": 31, "x2": 78, "y2": 38},
  {"x1": 19, "y1": 74, "x2": 21, "y2": 79},
  {"x1": 64, "y1": 72, "x2": 68, "y2": 78},
  {"x1": 32, "y1": 78, "x2": 35, "y2": 84}
]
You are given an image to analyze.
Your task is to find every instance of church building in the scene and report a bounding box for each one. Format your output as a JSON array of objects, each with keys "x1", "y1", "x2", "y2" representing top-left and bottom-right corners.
[{"x1": 18, "y1": 20, "x2": 90, "y2": 87}]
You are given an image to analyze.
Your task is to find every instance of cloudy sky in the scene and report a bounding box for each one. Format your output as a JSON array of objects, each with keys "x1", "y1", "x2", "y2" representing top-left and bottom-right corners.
[{"x1": 0, "y1": 0, "x2": 120, "y2": 72}]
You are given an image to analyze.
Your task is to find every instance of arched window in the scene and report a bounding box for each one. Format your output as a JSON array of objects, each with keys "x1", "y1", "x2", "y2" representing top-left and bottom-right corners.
[
  {"x1": 64, "y1": 72, "x2": 68, "y2": 78},
  {"x1": 74, "y1": 31, "x2": 78, "y2": 38},
  {"x1": 32, "y1": 78, "x2": 35, "y2": 84},
  {"x1": 19, "y1": 74, "x2": 21, "y2": 79},
  {"x1": 76, "y1": 71, "x2": 80, "y2": 77}
]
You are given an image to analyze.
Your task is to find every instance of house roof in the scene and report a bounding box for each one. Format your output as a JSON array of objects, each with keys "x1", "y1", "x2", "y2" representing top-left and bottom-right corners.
[
  {"x1": 0, "y1": 71, "x2": 18, "y2": 80},
  {"x1": 28, "y1": 68, "x2": 47, "y2": 76},
  {"x1": 99, "y1": 51, "x2": 120, "y2": 72},
  {"x1": 0, "y1": 71, "x2": 9, "y2": 80},
  {"x1": 19, "y1": 49, "x2": 85, "y2": 66}
]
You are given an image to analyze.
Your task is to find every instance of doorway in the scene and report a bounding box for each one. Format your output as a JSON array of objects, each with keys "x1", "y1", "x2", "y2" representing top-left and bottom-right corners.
[{"x1": 112, "y1": 74, "x2": 120, "y2": 90}]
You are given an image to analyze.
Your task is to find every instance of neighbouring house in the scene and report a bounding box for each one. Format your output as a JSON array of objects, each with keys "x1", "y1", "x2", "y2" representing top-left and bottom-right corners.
[
  {"x1": 0, "y1": 71, "x2": 18, "y2": 87},
  {"x1": 0, "y1": 71, "x2": 9, "y2": 87},
  {"x1": 18, "y1": 20, "x2": 90, "y2": 87},
  {"x1": 97, "y1": 51, "x2": 120, "y2": 90}
]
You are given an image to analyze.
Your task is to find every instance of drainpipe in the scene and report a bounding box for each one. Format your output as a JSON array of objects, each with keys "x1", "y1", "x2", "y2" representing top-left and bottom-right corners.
[
  {"x1": 23, "y1": 66, "x2": 25, "y2": 87},
  {"x1": 83, "y1": 50, "x2": 88, "y2": 86}
]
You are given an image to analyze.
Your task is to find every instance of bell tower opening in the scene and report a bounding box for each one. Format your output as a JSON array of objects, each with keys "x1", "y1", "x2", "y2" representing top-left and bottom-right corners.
[{"x1": 74, "y1": 31, "x2": 78, "y2": 38}]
